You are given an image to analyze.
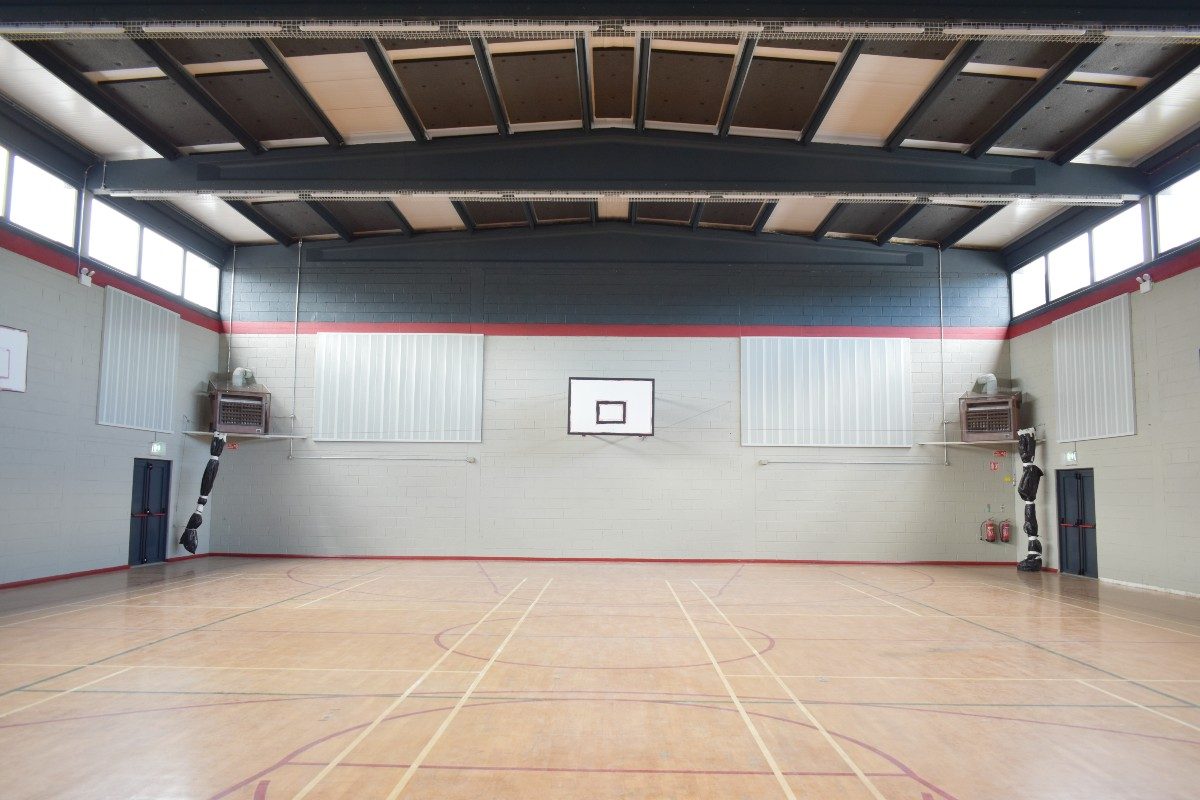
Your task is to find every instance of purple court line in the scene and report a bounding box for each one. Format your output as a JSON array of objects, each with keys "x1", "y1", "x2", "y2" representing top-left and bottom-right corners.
[
  {"x1": 284, "y1": 758, "x2": 909, "y2": 778},
  {"x1": 712, "y1": 564, "x2": 745, "y2": 598},
  {"x1": 475, "y1": 561, "x2": 502, "y2": 595}
]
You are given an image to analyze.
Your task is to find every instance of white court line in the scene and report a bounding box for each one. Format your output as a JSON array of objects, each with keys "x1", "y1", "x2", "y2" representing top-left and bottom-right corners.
[
  {"x1": 0, "y1": 574, "x2": 245, "y2": 628},
  {"x1": 294, "y1": 576, "x2": 388, "y2": 608},
  {"x1": 666, "y1": 581, "x2": 797, "y2": 800},
  {"x1": 291, "y1": 578, "x2": 528, "y2": 800},
  {"x1": 965, "y1": 582, "x2": 1200, "y2": 639},
  {"x1": 0, "y1": 667, "x2": 132, "y2": 719},
  {"x1": 1078, "y1": 679, "x2": 1200, "y2": 733},
  {"x1": 692, "y1": 581, "x2": 888, "y2": 800},
  {"x1": 721, "y1": 674, "x2": 1200, "y2": 682},
  {"x1": 837, "y1": 582, "x2": 922, "y2": 617},
  {"x1": 385, "y1": 579, "x2": 554, "y2": 799}
]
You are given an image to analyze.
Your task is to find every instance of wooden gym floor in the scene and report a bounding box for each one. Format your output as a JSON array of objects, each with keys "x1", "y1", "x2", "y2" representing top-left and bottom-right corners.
[{"x1": 1, "y1": 558, "x2": 1199, "y2": 799}]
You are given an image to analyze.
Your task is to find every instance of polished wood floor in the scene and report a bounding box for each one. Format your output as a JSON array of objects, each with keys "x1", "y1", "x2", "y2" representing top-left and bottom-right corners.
[{"x1": 1, "y1": 558, "x2": 1198, "y2": 799}]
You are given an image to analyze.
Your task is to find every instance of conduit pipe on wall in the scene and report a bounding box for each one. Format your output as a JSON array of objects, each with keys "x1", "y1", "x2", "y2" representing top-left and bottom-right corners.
[
  {"x1": 292, "y1": 241, "x2": 302, "y2": 433},
  {"x1": 937, "y1": 245, "x2": 949, "y2": 467},
  {"x1": 286, "y1": 454, "x2": 476, "y2": 463}
]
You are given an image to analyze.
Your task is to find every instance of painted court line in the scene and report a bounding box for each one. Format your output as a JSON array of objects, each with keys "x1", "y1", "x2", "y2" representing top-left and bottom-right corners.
[
  {"x1": 0, "y1": 575, "x2": 244, "y2": 628},
  {"x1": 1077, "y1": 680, "x2": 1200, "y2": 733},
  {"x1": 969, "y1": 582, "x2": 1200, "y2": 639},
  {"x1": 385, "y1": 579, "x2": 555, "y2": 799},
  {"x1": 666, "y1": 581, "x2": 797, "y2": 800},
  {"x1": 692, "y1": 581, "x2": 889, "y2": 800},
  {"x1": 291, "y1": 578, "x2": 528, "y2": 800},
  {"x1": 837, "y1": 582, "x2": 922, "y2": 616},
  {"x1": 294, "y1": 576, "x2": 388, "y2": 608},
  {"x1": 0, "y1": 667, "x2": 132, "y2": 720}
]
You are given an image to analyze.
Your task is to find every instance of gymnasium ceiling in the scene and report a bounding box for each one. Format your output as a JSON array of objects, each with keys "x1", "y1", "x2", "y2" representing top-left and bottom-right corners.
[{"x1": 0, "y1": 3, "x2": 1197, "y2": 260}]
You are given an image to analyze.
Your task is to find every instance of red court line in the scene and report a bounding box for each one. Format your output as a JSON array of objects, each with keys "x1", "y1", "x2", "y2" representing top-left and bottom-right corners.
[
  {"x1": 208, "y1": 552, "x2": 1016, "y2": 567},
  {"x1": 0, "y1": 564, "x2": 129, "y2": 591}
]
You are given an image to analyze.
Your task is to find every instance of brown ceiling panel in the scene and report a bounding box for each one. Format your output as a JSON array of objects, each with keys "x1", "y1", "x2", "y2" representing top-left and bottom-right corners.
[
  {"x1": 645, "y1": 51, "x2": 734, "y2": 126},
  {"x1": 319, "y1": 201, "x2": 406, "y2": 234},
  {"x1": 906, "y1": 74, "x2": 1034, "y2": 144},
  {"x1": 272, "y1": 39, "x2": 367, "y2": 57},
  {"x1": 47, "y1": 39, "x2": 154, "y2": 71},
  {"x1": 392, "y1": 56, "x2": 497, "y2": 130},
  {"x1": 593, "y1": 47, "x2": 635, "y2": 118},
  {"x1": 731, "y1": 58, "x2": 832, "y2": 131},
  {"x1": 699, "y1": 202, "x2": 764, "y2": 230},
  {"x1": 532, "y1": 201, "x2": 592, "y2": 224},
  {"x1": 492, "y1": 50, "x2": 581, "y2": 124},
  {"x1": 379, "y1": 37, "x2": 471, "y2": 50},
  {"x1": 763, "y1": 38, "x2": 846, "y2": 53},
  {"x1": 996, "y1": 81, "x2": 1134, "y2": 151},
  {"x1": 861, "y1": 40, "x2": 956, "y2": 60},
  {"x1": 160, "y1": 39, "x2": 260, "y2": 65},
  {"x1": 1077, "y1": 41, "x2": 1194, "y2": 77},
  {"x1": 101, "y1": 78, "x2": 233, "y2": 146},
  {"x1": 635, "y1": 202, "x2": 694, "y2": 225},
  {"x1": 462, "y1": 201, "x2": 529, "y2": 228},
  {"x1": 828, "y1": 203, "x2": 909, "y2": 237},
  {"x1": 196, "y1": 71, "x2": 323, "y2": 141},
  {"x1": 971, "y1": 41, "x2": 1073, "y2": 69},
  {"x1": 892, "y1": 205, "x2": 981, "y2": 243},
  {"x1": 253, "y1": 201, "x2": 336, "y2": 238}
]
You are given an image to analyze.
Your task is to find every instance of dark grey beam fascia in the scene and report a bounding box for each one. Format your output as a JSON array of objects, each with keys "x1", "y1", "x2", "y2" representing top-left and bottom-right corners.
[
  {"x1": 363, "y1": 37, "x2": 428, "y2": 143},
  {"x1": 225, "y1": 200, "x2": 292, "y2": 246},
  {"x1": 12, "y1": 41, "x2": 181, "y2": 160},
  {"x1": 132, "y1": 39, "x2": 266, "y2": 155},
  {"x1": 469, "y1": 35, "x2": 509, "y2": 137},
  {"x1": 575, "y1": 37, "x2": 593, "y2": 133},
  {"x1": 717, "y1": 34, "x2": 758, "y2": 137},
  {"x1": 635, "y1": 37, "x2": 651, "y2": 132},
  {"x1": 251, "y1": 38, "x2": 345, "y2": 148},
  {"x1": 884, "y1": 39, "x2": 981, "y2": 151},
  {"x1": 966, "y1": 42, "x2": 1101, "y2": 159},
  {"x1": 800, "y1": 40, "x2": 862, "y2": 146},
  {"x1": 91, "y1": 130, "x2": 1148, "y2": 198}
]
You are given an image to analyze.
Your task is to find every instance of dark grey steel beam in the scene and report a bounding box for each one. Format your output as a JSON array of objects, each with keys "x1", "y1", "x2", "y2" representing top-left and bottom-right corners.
[
  {"x1": 363, "y1": 37, "x2": 427, "y2": 143},
  {"x1": 469, "y1": 35, "x2": 509, "y2": 136},
  {"x1": 575, "y1": 37, "x2": 593, "y2": 132},
  {"x1": 384, "y1": 201, "x2": 414, "y2": 236},
  {"x1": 753, "y1": 201, "x2": 776, "y2": 234},
  {"x1": 689, "y1": 203, "x2": 704, "y2": 230},
  {"x1": 251, "y1": 38, "x2": 345, "y2": 148},
  {"x1": 226, "y1": 200, "x2": 292, "y2": 245},
  {"x1": 811, "y1": 203, "x2": 842, "y2": 241},
  {"x1": 1141, "y1": 126, "x2": 1200, "y2": 192},
  {"x1": 966, "y1": 42, "x2": 1102, "y2": 159},
  {"x1": 523, "y1": 201, "x2": 536, "y2": 228},
  {"x1": 12, "y1": 41, "x2": 181, "y2": 159},
  {"x1": 939, "y1": 204, "x2": 1004, "y2": 247},
  {"x1": 884, "y1": 39, "x2": 981, "y2": 151},
  {"x1": 306, "y1": 201, "x2": 355, "y2": 242},
  {"x1": 635, "y1": 37, "x2": 651, "y2": 132},
  {"x1": 91, "y1": 130, "x2": 1147, "y2": 198},
  {"x1": 800, "y1": 40, "x2": 862, "y2": 146},
  {"x1": 1052, "y1": 48, "x2": 1200, "y2": 165},
  {"x1": 132, "y1": 38, "x2": 265, "y2": 155},
  {"x1": 451, "y1": 200, "x2": 476, "y2": 231},
  {"x1": 717, "y1": 34, "x2": 758, "y2": 137},
  {"x1": 875, "y1": 202, "x2": 925, "y2": 245}
]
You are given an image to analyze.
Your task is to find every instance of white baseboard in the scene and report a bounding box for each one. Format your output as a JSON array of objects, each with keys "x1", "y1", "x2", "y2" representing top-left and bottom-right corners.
[{"x1": 1099, "y1": 576, "x2": 1200, "y2": 598}]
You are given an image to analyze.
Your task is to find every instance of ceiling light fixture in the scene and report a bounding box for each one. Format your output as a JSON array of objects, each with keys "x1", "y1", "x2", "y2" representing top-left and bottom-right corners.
[
  {"x1": 140, "y1": 22, "x2": 284, "y2": 34},
  {"x1": 0, "y1": 24, "x2": 124, "y2": 35},
  {"x1": 459, "y1": 23, "x2": 600, "y2": 33},
  {"x1": 622, "y1": 23, "x2": 765, "y2": 34},
  {"x1": 781, "y1": 23, "x2": 928, "y2": 34},
  {"x1": 941, "y1": 24, "x2": 1089, "y2": 37},
  {"x1": 297, "y1": 23, "x2": 441, "y2": 33}
]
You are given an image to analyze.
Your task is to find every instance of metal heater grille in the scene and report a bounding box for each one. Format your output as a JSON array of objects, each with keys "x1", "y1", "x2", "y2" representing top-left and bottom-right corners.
[
  {"x1": 218, "y1": 397, "x2": 266, "y2": 428},
  {"x1": 959, "y1": 394, "x2": 1021, "y2": 442}
]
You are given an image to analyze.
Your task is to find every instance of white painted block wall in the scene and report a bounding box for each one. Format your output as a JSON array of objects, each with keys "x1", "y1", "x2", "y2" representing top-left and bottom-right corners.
[
  {"x1": 1010, "y1": 267, "x2": 1200, "y2": 595},
  {"x1": 211, "y1": 333, "x2": 1018, "y2": 561},
  {"x1": 0, "y1": 248, "x2": 220, "y2": 583}
]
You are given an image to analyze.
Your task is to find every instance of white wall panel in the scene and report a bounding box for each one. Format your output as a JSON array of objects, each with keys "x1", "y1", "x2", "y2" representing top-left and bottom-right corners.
[
  {"x1": 1053, "y1": 294, "x2": 1136, "y2": 442},
  {"x1": 314, "y1": 333, "x2": 483, "y2": 442},
  {"x1": 742, "y1": 337, "x2": 912, "y2": 447},
  {"x1": 97, "y1": 288, "x2": 180, "y2": 432}
]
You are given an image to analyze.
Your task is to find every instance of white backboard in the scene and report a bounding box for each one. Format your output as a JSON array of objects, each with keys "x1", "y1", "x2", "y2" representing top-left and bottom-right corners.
[
  {"x1": 0, "y1": 325, "x2": 28, "y2": 393},
  {"x1": 568, "y1": 378, "x2": 654, "y2": 436}
]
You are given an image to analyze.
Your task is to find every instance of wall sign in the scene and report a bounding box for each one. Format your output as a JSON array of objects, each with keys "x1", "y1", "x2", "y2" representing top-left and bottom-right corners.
[{"x1": 0, "y1": 325, "x2": 28, "y2": 393}]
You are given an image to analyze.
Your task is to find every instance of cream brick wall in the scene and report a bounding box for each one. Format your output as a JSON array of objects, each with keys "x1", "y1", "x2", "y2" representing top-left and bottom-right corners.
[
  {"x1": 1010, "y1": 267, "x2": 1200, "y2": 594},
  {"x1": 211, "y1": 333, "x2": 1019, "y2": 561},
  {"x1": 0, "y1": 248, "x2": 219, "y2": 583}
]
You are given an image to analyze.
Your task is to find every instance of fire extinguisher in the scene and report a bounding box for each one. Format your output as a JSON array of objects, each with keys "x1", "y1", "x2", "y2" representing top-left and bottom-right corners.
[
  {"x1": 980, "y1": 519, "x2": 997, "y2": 543},
  {"x1": 999, "y1": 520, "x2": 1012, "y2": 543}
]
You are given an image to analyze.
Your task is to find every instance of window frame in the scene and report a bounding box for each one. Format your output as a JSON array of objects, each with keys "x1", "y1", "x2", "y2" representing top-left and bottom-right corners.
[{"x1": 6, "y1": 154, "x2": 80, "y2": 248}]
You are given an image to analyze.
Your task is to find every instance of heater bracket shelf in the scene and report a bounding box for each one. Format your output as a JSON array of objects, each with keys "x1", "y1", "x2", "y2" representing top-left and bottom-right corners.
[{"x1": 183, "y1": 431, "x2": 306, "y2": 443}]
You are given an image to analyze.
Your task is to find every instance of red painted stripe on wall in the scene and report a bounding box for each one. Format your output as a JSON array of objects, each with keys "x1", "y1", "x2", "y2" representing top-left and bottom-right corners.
[
  {"x1": 0, "y1": 228, "x2": 222, "y2": 333},
  {"x1": 1007, "y1": 242, "x2": 1200, "y2": 339},
  {"x1": 224, "y1": 320, "x2": 1010, "y2": 339},
  {"x1": 0, "y1": 563, "x2": 129, "y2": 591}
]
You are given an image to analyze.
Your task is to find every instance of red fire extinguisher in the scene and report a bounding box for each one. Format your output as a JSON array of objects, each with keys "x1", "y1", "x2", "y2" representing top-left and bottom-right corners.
[
  {"x1": 980, "y1": 519, "x2": 997, "y2": 543},
  {"x1": 999, "y1": 520, "x2": 1012, "y2": 543}
]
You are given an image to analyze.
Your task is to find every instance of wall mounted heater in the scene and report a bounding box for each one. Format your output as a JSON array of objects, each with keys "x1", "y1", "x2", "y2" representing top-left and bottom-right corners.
[
  {"x1": 208, "y1": 380, "x2": 272, "y2": 435},
  {"x1": 959, "y1": 393, "x2": 1022, "y2": 442}
]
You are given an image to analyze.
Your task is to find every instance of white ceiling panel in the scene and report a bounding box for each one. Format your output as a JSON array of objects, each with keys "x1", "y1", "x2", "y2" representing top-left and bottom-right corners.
[
  {"x1": 762, "y1": 197, "x2": 839, "y2": 233},
  {"x1": 955, "y1": 200, "x2": 1069, "y2": 249},
  {"x1": 812, "y1": 54, "x2": 945, "y2": 146},
  {"x1": 597, "y1": 196, "x2": 630, "y2": 219},
  {"x1": 0, "y1": 38, "x2": 160, "y2": 161},
  {"x1": 1073, "y1": 66, "x2": 1200, "y2": 167},
  {"x1": 391, "y1": 196, "x2": 466, "y2": 231},
  {"x1": 166, "y1": 194, "x2": 273, "y2": 244},
  {"x1": 285, "y1": 52, "x2": 414, "y2": 144}
]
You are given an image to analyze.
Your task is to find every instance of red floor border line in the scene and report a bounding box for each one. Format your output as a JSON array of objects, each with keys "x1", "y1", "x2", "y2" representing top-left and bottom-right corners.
[
  {"x1": 0, "y1": 563, "x2": 129, "y2": 591},
  {"x1": 206, "y1": 552, "x2": 1017, "y2": 566}
]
